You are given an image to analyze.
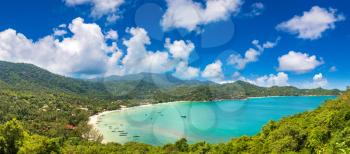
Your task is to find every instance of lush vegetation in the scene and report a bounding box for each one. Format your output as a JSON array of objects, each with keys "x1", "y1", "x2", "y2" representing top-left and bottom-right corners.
[
  {"x1": 0, "y1": 61, "x2": 110, "y2": 97},
  {"x1": 1, "y1": 61, "x2": 340, "y2": 103},
  {"x1": 0, "y1": 61, "x2": 347, "y2": 153},
  {"x1": 1, "y1": 90, "x2": 349, "y2": 153}
]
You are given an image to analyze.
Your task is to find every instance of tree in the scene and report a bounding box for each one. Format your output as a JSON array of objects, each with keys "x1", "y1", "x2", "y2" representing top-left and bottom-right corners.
[
  {"x1": 18, "y1": 135, "x2": 61, "y2": 154},
  {"x1": 175, "y1": 138, "x2": 189, "y2": 152},
  {"x1": 0, "y1": 118, "x2": 27, "y2": 154}
]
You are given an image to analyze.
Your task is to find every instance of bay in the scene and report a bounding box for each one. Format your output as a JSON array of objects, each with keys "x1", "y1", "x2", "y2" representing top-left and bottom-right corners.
[{"x1": 94, "y1": 96, "x2": 335, "y2": 145}]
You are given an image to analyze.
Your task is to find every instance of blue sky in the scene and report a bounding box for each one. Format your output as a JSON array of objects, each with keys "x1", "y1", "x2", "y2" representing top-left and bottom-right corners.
[{"x1": 0, "y1": 0, "x2": 349, "y2": 89}]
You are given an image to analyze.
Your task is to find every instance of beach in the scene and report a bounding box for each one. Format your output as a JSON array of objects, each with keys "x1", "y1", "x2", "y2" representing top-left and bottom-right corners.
[{"x1": 87, "y1": 101, "x2": 188, "y2": 143}]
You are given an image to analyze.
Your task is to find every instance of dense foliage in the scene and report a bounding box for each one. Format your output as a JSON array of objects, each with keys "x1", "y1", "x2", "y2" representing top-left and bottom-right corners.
[
  {"x1": 0, "y1": 61, "x2": 347, "y2": 153},
  {"x1": 0, "y1": 61, "x2": 340, "y2": 103},
  {"x1": 1, "y1": 91, "x2": 349, "y2": 153}
]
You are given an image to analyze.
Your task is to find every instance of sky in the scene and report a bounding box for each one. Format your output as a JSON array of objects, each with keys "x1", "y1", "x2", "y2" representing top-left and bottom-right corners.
[{"x1": 0, "y1": 0, "x2": 349, "y2": 90}]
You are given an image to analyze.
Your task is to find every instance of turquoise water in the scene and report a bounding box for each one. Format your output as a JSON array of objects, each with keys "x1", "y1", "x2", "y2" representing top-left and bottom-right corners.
[{"x1": 95, "y1": 96, "x2": 336, "y2": 145}]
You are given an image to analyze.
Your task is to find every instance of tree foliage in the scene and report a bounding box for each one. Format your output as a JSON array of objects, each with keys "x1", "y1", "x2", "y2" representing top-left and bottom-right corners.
[{"x1": 0, "y1": 91, "x2": 349, "y2": 153}]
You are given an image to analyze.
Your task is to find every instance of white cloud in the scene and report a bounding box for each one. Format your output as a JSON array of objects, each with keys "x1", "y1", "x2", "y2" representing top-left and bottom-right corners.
[
  {"x1": 173, "y1": 61, "x2": 200, "y2": 80},
  {"x1": 0, "y1": 18, "x2": 206, "y2": 79},
  {"x1": 312, "y1": 73, "x2": 328, "y2": 88},
  {"x1": 201, "y1": 60, "x2": 224, "y2": 82},
  {"x1": 228, "y1": 48, "x2": 260, "y2": 70},
  {"x1": 300, "y1": 73, "x2": 328, "y2": 89},
  {"x1": 105, "y1": 50, "x2": 123, "y2": 76},
  {"x1": 53, "y1": 29, "x2": 67, "y2": 36},
  {"x1": 58, "y1": 24, "x2": 67, "y2": 28},
  {"x1": 120, "y1": 28, "x2": 202, "y2": 79},
  {"x1": 161, "y1": 0, "x2": 242, "y2": 31},
  {"x1": 248, "y1": 2, "x2": 264, "y2": 17},
  {"x1": 313, "y1": 73, "x2": 323, "y2": 81},
  {"x1": 64, "y1": 0, "x2": 90, "y2": 5},
  {"x1": 106, "y1": 14, "x2": 120, "y2": 24},
  {"x1": 255, "y1": 72, "x2": 289, "y2": 87},
  {"x1": 230, "y1": 72, "x2": 289, "y2": 87},
  {"x1": 53, "y1": 25, "x2": 68, "y2": 37},
  {"x1": 228, "y1": 39, "x2": 278, "y2": 69},
  {"x1": 64, "y1": 0, "x2": 124, "y2": 20},
  {"x1": 278, "y1": 51, "x2": 323, "y2": 73},
  {"x1": 165, "y1": 38, "x2": 195, "y2": 61},
  {"x1": 164, "y1": 38, "x2": 199, "y2": 80},
  {"x1": 105, "y1": 29, "x2": 118, "y2": 40},
  {"x1": 277, "y1": 6, "x2": 345, "y2": 40},
  {"x1": 121, "y1": 27, "x2": 173, "y2": 74},
  {"x1": 0, "y1": 17, "x2": 120, "y2": 77}
]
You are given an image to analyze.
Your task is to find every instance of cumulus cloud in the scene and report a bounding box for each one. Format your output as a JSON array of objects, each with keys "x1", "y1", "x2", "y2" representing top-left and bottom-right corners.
[
  {"x1": 228, "y1": 48, "x2": 260, "y2": 70},
  {"x1": 0, "y1": 17, "x2": 120, "y2": 77},
  {"x1": 53, "y1": 29, "x2": 67, "y2": 36},
  {"x1": 0, "y1": 18, "x2": 207, "y2": 80},
  {"x1": 234, "y1": 72, "x2": 289, "y2": 87},
  {"x1": 64, "y1": 0, "x2": 124, "y2": 21},
  {"x1": 105, "y1": 29, "x2": 118, "y2": 40},
  {"x1": 278, "y1": 51, "x2": 323, "y2": 73},
  {"x1": 228, "y1": 39, "x2": 278, "y2": 69},
  {"x1": 313, "y1": 73, "x2": 328, "y2": 87},
  {"x1": 173, "y1": 61, "x2": 200, "y2": 80},
  {"x1": 121, "y1": 27, "x2": 173, "y2": 74},
  {"x1": 255, "y1": 72, "x2": 289, "y2": 87},
  {"x1": 165, "y1": 38, "x2": 195, "y2": 61},
  {"x1": 161, "y1": 0, "x2": 242, "y2": 31},
  {"x1": 201, "y1": 60, "x2": 224, "y2": 82},
  {"x1": 301, "y1": 73, "x2": 328, "y2": 88},
  {"x1": 164, "y1": 38, "x2": 199, "y2": 80},
  {"x1": 277, "y1": 6, "x2": 345, "y2": 40}
]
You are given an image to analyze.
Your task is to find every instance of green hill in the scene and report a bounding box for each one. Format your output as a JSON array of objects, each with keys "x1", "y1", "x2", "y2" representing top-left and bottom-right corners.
[
  {"x1": 0, "y1": 60, "x2": 346, "y2": 153},
  {"x1": 1, "y1": 91, "x2": 349, "y2": 153},
  {"x1": 0, "y1": 61, "x2": 109, "y2": 97},
  {"x1": 0, "y1": 61, "x2": 341, "y2": 103}
]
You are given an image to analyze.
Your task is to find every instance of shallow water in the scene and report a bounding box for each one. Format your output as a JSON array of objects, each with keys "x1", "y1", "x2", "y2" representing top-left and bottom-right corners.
[{"x1": 95, "y1": 96, "x2": 335, "y2": 145}]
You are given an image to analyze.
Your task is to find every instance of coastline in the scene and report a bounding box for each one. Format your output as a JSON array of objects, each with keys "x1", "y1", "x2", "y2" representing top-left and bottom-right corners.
[
  {"x1": 87, "y1": 100, "x2": 189, "y2": 143},
  {"x1": 87, "y1": 95, "x2": 336, "y2": 143}
]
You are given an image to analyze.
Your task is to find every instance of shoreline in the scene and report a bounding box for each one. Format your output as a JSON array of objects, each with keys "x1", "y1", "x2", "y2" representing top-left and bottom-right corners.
[
  {"x1": 87, "y1": 100, "x2": 189, "y2": 143},
  {"x1": 87, "y1": 95, "x2": 336, "y2": 143}
]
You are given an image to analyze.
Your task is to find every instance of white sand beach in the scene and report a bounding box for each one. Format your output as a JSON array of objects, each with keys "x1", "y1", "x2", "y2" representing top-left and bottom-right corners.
[{"x1": 87, "y1": 101, "x2": 188, "y2": 143}]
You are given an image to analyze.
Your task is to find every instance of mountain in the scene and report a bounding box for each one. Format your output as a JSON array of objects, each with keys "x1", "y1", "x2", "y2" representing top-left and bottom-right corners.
[
  {"x1": 92, "y1": 72, "x2": 213, "y2": 88},
  {"x1": 90, "y1": 72, "x2": 214, "y2": 100},
  {"x1": 0, "y1": 61, "x2": 341, "y2": 102},
  {"x1": 0, "y1": 61, "x2": 109, "y2": 97}
]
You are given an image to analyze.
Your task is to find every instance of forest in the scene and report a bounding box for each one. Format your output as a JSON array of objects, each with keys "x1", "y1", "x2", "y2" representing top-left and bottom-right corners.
[
  {"x1": 1, "y1": 90, "x2": 349, "y2": 153},
  {"x1": 0, "y1": 61, "x2": 347, "y2": 153}
]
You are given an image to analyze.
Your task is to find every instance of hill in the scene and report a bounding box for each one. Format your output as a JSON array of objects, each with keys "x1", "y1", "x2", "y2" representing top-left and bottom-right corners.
[
  {"x1": 92, "y1": 72, "x2": 211, "y2": 87},
  {"x1": 0, "y1": 61, "x2": 341, "y2": 103},
  {"x1": 0, "y1": 60, "x2": 346, "y2": 153},
  {"x1": 1, "y1": 91, "x2": 349, "y2": 153},
  {"x1": 0, "y1": 61, "x2": 109, "y2": 97}
]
